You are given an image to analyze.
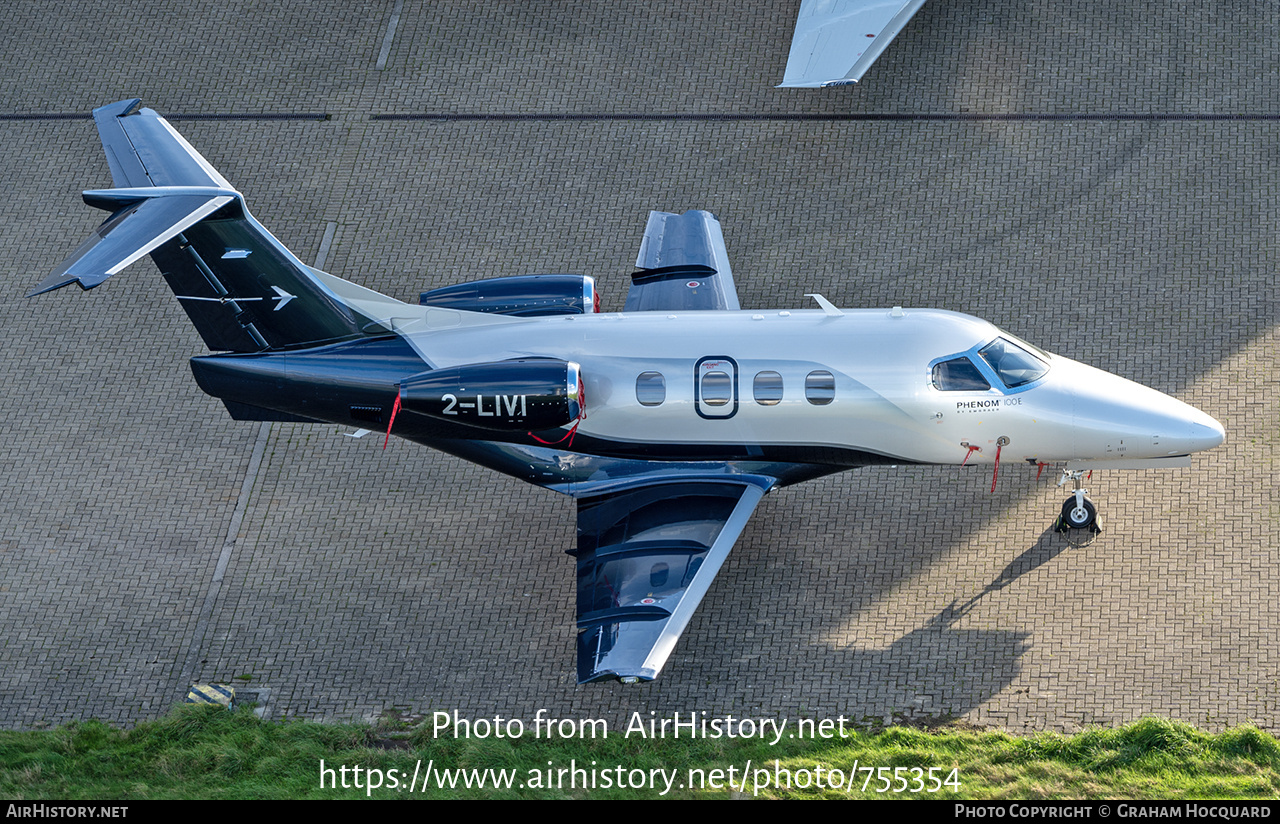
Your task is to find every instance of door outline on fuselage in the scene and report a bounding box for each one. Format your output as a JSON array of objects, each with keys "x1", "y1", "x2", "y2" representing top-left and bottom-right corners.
[{"x1": 694, "y1": 355, "x2": 739, "y2": 420}]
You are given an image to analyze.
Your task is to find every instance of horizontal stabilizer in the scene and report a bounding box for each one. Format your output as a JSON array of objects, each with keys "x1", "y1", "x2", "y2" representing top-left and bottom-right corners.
[
  {"x1": 29, "y1": 188, "x2": 236, "y2": 296},
  {"x1": 32, "y1": 99, "x2": 380, "y2": 352}
]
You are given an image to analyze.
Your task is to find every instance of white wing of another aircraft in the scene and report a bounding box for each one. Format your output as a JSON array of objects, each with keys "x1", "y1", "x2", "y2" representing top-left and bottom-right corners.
[{"x1": 780, "y1": 0, "x2": 928, "y2": 87}]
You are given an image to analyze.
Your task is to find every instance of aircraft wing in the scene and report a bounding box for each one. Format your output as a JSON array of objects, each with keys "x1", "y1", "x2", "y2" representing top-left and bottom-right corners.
[
  {"x1": 574, "y1": 475, "x2": 772, "y2": 683},
  {"x1": 623, "y1": 210, "x2": 741, "y2": 312},
  {"x1": 779, "y1": 0, "x2": 928, "y2": 87}
]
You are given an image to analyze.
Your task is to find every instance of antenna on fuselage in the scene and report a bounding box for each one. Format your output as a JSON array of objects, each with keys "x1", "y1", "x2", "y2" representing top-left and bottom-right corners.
[{"x1": 804, "y1": 293, "x2": 844, "y2": 316}]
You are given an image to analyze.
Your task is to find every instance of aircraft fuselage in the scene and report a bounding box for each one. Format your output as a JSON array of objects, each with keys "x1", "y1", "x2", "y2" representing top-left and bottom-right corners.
[{"x1": 192, "y1": 302, "x2": 1224, "y2": 493}]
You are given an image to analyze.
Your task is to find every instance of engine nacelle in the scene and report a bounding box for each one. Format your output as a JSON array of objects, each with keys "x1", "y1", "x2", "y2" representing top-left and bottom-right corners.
[
  {"x1": 419, "y1": 274, "x2": 599, "y2": 317},
  {"x1": 399, "y1": 360, "x2": 584, "y2": 431}
]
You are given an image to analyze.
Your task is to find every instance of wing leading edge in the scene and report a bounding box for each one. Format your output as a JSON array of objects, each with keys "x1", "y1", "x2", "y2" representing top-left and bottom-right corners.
[
  {"x1": 780, "y1": 0, "x2": 928, "y2": 87},
  {"x1": 574, "y1": 476, "x2": 772, "y2": 683}
]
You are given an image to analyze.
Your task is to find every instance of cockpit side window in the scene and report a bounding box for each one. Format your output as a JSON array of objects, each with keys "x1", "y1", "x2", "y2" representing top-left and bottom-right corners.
[
  {"x1": 932, "y1": 357, "x2": 991, "y2": 391},
  {"x1": 979, "y1": 338, "x2": 1049, "y2": 388}
]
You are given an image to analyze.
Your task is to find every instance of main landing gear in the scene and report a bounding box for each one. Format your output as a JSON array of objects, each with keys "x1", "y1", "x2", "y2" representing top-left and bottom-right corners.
[{"x1": 1055, "y1": 468, "x2": 1101, "y2": 543}]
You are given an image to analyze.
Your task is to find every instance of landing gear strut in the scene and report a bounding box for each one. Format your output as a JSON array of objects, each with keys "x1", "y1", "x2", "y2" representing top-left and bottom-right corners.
[{"x1": 1055, "y1": 469, "x2": 1101, "y2": 538}]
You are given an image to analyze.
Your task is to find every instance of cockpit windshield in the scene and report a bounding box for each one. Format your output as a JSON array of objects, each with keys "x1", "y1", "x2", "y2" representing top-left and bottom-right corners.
[{"x1": 978, "y1": 337, "x2": 1050, "y2": 388}]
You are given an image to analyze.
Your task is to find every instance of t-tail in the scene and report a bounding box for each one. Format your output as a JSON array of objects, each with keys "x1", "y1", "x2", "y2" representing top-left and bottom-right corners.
[{"x1": 29, "y1": 99, "x2": 380, "y2": 353}]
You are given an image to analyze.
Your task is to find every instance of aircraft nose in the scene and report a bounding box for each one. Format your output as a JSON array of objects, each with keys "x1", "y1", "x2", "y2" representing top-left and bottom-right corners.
[
  {"x1": 1188, "y1": 416, "x2": 1226, "y2": 453},
  {"x1": 1049, "y1": 356, "x2": 1226, "y2": 459},
  {"x1": 1121, "y1": 387, "x2": 1225, "y2": 458},
  {"x1": 1163, "y1": 396, "x2": 1225, "y2": 456},
  {"x1": 1134, "y1": 398, "x2": 1224, "y2": 457}
]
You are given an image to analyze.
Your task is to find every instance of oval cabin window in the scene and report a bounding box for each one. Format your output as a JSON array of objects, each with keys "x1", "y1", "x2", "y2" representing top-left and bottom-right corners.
[
  {"x1": 700, "y1": 371, "x2": 732, "y2": 406},
  {"x1": 636, "y1": 371, "x2": 666, "y2": 406},
  {"x1": 805, "y1": 371, "x2": 835, "y2": 405},
  {"x1": 753, "y1": 371, "x2": 784, "y2": 406}
]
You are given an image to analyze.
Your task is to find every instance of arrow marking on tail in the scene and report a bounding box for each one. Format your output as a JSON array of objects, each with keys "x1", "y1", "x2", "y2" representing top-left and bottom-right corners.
[
  {"x1": 175, "y1": 285, "x2": 297, "y2": 311},
  {"x1": 270, "y1": 285, "x2": 296, "y2": 311}
]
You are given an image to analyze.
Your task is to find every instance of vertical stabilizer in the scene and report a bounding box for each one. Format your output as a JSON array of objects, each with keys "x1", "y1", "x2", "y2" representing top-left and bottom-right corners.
[{"x1": 30, "y1": 100, "x2": 380, "y2": 352}]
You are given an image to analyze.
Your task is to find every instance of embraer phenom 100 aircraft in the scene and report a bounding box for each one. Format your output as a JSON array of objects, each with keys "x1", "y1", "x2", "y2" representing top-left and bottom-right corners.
[{"x1": 32, "y1": 101, "x2": 1225, "y2": 684}]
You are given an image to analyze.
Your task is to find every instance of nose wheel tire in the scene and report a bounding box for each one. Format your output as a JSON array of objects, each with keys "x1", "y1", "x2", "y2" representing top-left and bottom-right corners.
[{"x1": 1057, "y1": 495, "x2": 1098, "y2": 532}]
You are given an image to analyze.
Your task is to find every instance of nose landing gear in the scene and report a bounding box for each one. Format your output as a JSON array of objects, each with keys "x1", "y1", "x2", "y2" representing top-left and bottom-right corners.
[
  {"x1": 1055, "y1": 469, "x2": 1101, "y2": 540},
  {"x1": 1060, "y1": 490, "x2": 1098, "y2": 530}
]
